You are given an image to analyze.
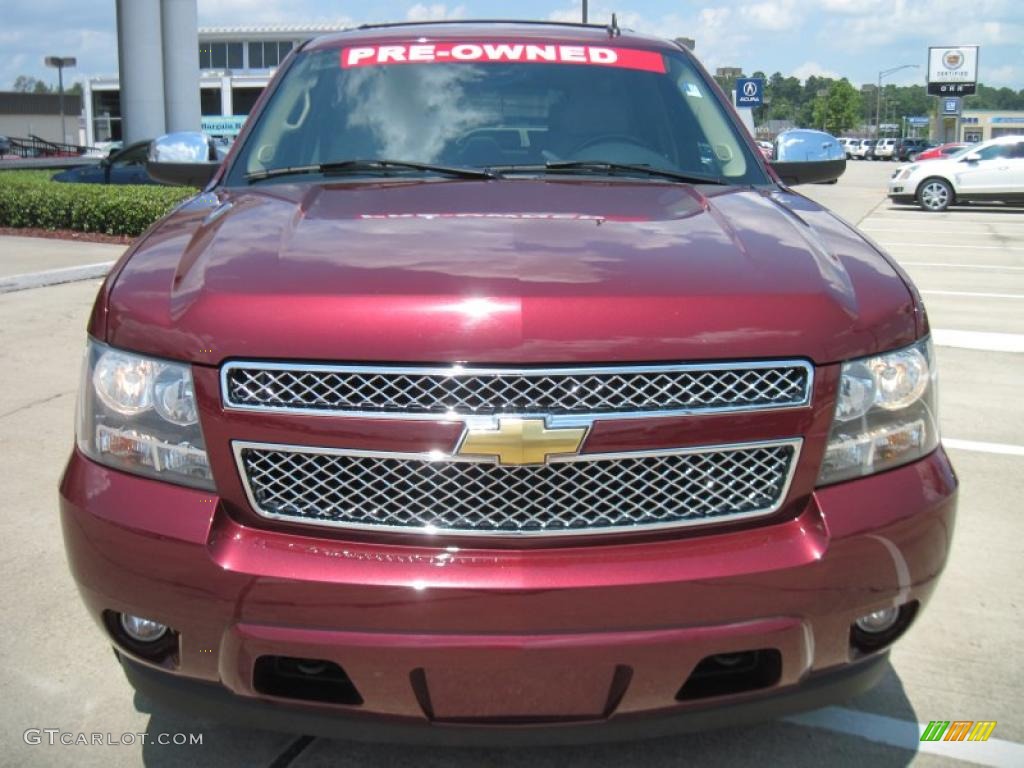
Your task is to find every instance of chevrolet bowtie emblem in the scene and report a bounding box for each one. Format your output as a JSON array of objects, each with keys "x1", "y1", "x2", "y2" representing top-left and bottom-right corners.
[{"x1": 456, "y1": 418, "x2": 588, "y2": 466}]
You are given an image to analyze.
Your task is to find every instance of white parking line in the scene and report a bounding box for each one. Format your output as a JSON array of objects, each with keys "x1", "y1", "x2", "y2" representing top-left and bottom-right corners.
[
  {"x1": 902, "y1": 262, "x2": 1024, "y2": 272},
  {"x1": 864, "y1": 227, "x2": 1024, "y2": 235},
  {"x1": 786, "y1": 706, "x2": 1024, "y2": 767},
  {"x1": 877, "y1": 209, "x2": 1024, "y2": 219},
  {"x1": 943, "y1": 438, "x2": 1024, "y2": 457},
  {"x1": 0, "y1": 262, "x2": 114, "y2": 293},
  {"x1": 876, "y1": 242, "x2": 1024, "y2": 251},
  {"x1": 921, "y1": 290, "x2": 1024, "y2": 299},
  {"x1": 932, "y1": 329, "x2": 1024, "y2": 353}
]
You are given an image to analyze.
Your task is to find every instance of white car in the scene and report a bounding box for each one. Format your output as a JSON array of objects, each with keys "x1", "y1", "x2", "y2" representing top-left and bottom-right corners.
[
  {"x1": 851, "y1": 139, "x2": 875, "y2": 159},
  {"x1": 888, "y1": 135, "x2": 1024, "y2": 211},
  {"x1": 873, "y1": 138, "x2": 898, "y2": 160}
]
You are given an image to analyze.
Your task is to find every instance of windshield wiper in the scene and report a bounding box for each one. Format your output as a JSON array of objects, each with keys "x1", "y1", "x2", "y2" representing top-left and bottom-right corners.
[
  {"x1": 245, "y1": 159, "x2": 497, "y2": 183},
  {"x1": 490, "y1": 161, "x2": 726, "y2": 185}
]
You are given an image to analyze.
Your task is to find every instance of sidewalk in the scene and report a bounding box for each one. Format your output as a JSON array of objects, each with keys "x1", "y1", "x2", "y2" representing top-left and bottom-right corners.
[{"x1": 0, "y1": 235, "x2": 125, "y2": 279}]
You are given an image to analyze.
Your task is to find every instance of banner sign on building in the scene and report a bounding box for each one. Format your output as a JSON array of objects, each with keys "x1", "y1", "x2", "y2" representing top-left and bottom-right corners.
[{"x1": 927, "y1": 46, "x2": 979, "y2": 96}]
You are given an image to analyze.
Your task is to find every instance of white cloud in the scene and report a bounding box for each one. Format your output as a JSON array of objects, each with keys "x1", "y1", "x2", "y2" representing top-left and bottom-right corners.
[
  {"x1": 741, "y1": 0, "x2": 799, "y2": 32},
  {"x1": 405, "y1": 3, "x2": 466, "y2": 22},
  {"x1": 819, "y1": 0, "x2": 1023, "y2": 51},
  {"x1": 198, "y1": 0, "x2": 293, "y2": 24},
  {"x1": 817, "y1": 0, "x2": 886, "y2": 13},
  {"x1": 791, "y1": 61, "x2": 842, "y2": 82},
  {"x1": 984, "y1": 64, "x2": 1019, "y2": 86}
]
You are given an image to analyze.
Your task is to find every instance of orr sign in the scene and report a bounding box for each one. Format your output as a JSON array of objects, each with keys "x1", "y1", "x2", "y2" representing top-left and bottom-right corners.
[{"x1": 927, "y1": 45, "x2": 979, "y2": 96}]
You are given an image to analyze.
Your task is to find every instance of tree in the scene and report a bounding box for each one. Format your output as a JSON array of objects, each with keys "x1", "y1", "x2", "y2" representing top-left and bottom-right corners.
[
  {"x1": 13, "y1": 75, "x2": 42, "y2": 92},
  {"x1": 811, "y1": 79, "x2": 862, "y2": 135}
]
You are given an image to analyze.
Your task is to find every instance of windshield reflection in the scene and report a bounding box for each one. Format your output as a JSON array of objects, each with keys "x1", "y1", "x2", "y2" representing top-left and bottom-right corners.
[{"x1": 342, "y1": 65, "x2": 498, "y2": 162}]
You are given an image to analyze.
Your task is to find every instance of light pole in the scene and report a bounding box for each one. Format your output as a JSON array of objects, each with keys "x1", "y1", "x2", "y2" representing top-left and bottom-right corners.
[
  {"x1": 582, "y1": 0, "x2": 588, "y2": 23},
  {"x1": 875, "y1": 64, "x2": 917, "y2": 139},
  {"x1": 44, "y1": 55, "x2": 77, "y2": 145}
]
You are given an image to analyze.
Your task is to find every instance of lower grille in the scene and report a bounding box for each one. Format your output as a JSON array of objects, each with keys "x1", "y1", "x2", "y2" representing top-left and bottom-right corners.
[{"x1": 235, "y1": 439, "x2": 800, "y2": 537}]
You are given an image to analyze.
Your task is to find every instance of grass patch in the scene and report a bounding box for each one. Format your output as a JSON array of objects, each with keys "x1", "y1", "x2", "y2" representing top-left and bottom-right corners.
[{"x1": 0, "y1": 170, "x2": 196, "y2": 237}]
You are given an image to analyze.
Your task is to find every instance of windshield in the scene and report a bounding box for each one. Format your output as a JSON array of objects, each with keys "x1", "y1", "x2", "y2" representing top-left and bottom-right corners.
[
  {"x1": 946, "y1": 144, "x2": 976, "y2": 159},
  {"x1": 226, "y1": 43, "x2": 766, "y2": 186}
]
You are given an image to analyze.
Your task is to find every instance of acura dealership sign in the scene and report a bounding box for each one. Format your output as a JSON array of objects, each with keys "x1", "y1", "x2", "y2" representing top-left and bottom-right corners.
[{"x1": 927, "y1": 45, "x2": 979, "y2": 95}]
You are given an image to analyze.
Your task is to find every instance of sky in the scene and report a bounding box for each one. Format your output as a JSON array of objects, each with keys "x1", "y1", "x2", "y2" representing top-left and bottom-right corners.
[{"x1": 3, "y1": 0, "x2": 1022, "y2": 92}]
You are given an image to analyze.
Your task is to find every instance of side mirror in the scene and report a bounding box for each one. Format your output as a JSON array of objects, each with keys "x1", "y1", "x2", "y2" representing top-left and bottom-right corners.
[
  {"x1": 962, "y1": 152, "x2": 982, "y2": 163},
  {"x1": 770, "y1": 128, "x2": 847, "y2": 185},
  {"x1": 146, "y1": 131, "x2": 221, "y2": 187},
  {"x1": 771, "y1": 158, "x2": 846, "y2": 185}
]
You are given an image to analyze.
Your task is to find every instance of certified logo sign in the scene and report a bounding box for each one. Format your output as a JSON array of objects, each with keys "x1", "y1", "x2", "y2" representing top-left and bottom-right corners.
[
  {"x1": 943, "y1": 49, "x2": 964, "y2": 70},
  {"x1": 742, "y1": 80, "x2": 758, "y2": 97}
]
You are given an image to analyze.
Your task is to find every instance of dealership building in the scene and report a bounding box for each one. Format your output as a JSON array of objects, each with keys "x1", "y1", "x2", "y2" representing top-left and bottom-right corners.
[
  {"x1": 957, "y1": 110, "x2": 1024, "y2": 143},
  {"x1": 82, "y1": 24, "x2": 341, "y2": 145}
]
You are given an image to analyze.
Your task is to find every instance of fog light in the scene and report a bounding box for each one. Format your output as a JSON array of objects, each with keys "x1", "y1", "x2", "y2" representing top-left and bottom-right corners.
[
  {"x1": 850, "y1": 601, "x2": 919, "y2": 653},
  {"x1": 119, "y1": 613, "x2": 168, "y2": 643},
  {"x1": 855, "y1": 607, "x2": 900, "y2": 634}
]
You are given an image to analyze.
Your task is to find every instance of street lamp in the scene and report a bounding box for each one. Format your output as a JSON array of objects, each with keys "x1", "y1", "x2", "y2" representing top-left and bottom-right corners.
[
  {"x1": 582, "y1": 0, "x2": 588, "y2": 23},
  {"x1": 875, "y1": 64, "x2": 917, "y2": 138},
  {"x1": 44, "y1": 55, "x2": 77, "y2": 145}
]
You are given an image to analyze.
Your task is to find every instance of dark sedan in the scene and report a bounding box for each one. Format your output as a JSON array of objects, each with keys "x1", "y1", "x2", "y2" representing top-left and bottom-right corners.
[{"x1": 52, "y1": 140, "x2": 156, "y2": 185}]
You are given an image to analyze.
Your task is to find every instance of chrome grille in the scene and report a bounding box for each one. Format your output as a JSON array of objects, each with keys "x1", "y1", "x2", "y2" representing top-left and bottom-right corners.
[
  {"x1": 234, "y1": 440, "x2": 800, "y2": 536},
  {"x1": 222, "y1": 361, "x2": 812, "y2": 419}
]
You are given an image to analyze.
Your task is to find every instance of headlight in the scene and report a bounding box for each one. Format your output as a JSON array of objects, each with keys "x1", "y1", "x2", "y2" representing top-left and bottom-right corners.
[
  {"x1": 896, "y1": 164, "x2": 917, "y2": 181},
  {"x1": 76, "y1": 340, "x2": 213, "y2": 489},
  {"x1": 818, "y1": 338, "x2": 939, "y2": 486}
]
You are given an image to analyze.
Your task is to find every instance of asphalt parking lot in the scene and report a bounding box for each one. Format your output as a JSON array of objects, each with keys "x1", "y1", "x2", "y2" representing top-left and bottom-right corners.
[{"x1": 1, "y1": 160, "x2": 1021, "y2": 767}]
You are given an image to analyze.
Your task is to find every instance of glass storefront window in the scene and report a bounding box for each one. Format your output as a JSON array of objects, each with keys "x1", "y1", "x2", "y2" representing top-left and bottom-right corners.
[
  {"x1": 231, "y1": 87, "x2": 264, "y2": 116},
  {"x1": 200, "y1": 87, "x2": 222, "y2": 116}
]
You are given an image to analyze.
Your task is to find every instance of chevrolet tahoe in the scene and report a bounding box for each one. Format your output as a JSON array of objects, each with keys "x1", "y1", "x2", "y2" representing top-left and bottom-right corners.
[{"x1": 60, "y1": 20, "x2": 957, "y2": 745}]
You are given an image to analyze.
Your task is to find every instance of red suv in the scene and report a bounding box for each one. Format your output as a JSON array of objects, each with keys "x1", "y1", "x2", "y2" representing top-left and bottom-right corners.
[{"x1": 60, "y1": 21, "x2": 956, "y2": 744}]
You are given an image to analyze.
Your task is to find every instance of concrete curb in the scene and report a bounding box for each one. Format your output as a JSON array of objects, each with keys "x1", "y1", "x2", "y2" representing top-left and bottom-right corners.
[{"x1": 0, "y1": 261, "x2": 114, "y2": 293}]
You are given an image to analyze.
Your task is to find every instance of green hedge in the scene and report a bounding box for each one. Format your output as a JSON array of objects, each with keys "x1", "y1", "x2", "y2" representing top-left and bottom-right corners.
[{"x1": 0, "y1": 170, "x2": 197, "y2": 237}]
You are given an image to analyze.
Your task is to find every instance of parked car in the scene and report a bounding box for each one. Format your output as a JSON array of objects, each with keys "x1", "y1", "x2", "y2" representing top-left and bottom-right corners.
[
  {"x1": 51, "y1": 140, "x2": 156, "y2": 185},
  {"x1": 60, "y1": 20, "x2": 954, "y2": 743},
  {"x1": 851, "y1": 138, "x2": 876, "y2": 159},
  {"x1": 873, "y1": 138, "x2": 898, "y2": 160},
  {"x1": 894, "y1": 138, "x2": 928, "y2": 162},
  {"x1": 889, "y1": 134, "x2": 1024, "y2": 211},
  {"x1": 909, "y1": 142, "x2": 967, "y2": 162}
]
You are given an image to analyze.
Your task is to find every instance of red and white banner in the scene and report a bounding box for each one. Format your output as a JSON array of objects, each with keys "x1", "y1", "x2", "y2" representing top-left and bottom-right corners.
[{"x1": 341, "y1": 43, "x2": 666, "y2": 73}]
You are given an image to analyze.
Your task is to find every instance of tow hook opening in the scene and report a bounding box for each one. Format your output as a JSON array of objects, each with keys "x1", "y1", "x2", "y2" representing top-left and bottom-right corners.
[
  {"x1": 676, "y1": 649, "x2": 783, "y2": 701},
  {"x1": 253, "y1": 655, "x2": 364, "y2": 706}
]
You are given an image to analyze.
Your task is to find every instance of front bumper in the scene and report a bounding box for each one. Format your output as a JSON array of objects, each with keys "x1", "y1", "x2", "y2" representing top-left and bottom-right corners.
[
  {"x1": 887, "y1": 180, "x2": 916, "y2": 204},
  {"x1": 60, "y1": 447, "x2": 957, "y2": 740},
  {"x1": 121, "y1": 650, "x2": 889, "y2": 746}
]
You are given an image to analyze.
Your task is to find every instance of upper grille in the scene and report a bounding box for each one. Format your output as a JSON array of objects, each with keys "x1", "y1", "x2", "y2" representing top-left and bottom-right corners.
[
  {"x1": 234, "y1": 439, "x2": 800, "y2": 537},
  {"x1": 222, "y1": 361, "x2": 813, "y2": 418}
]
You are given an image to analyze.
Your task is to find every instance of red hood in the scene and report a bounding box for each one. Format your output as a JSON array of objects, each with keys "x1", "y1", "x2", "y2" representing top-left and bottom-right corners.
[{"x1": 100, "y1": 179, "x2": 916, "y2": 366}]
